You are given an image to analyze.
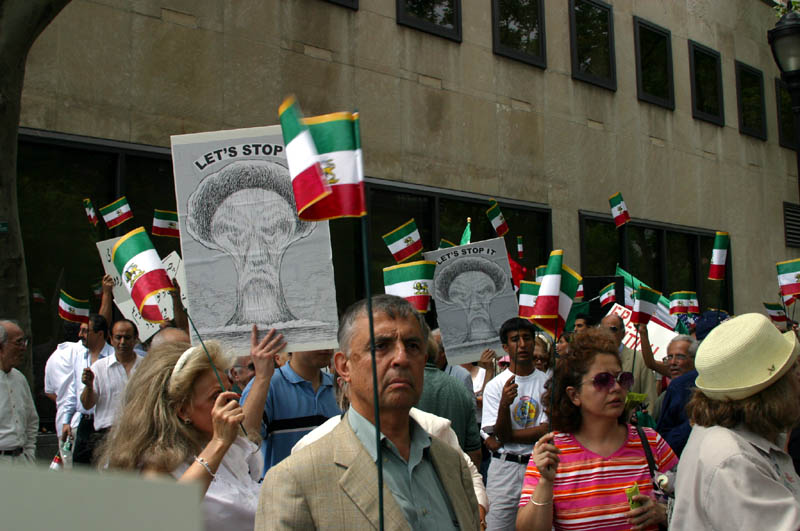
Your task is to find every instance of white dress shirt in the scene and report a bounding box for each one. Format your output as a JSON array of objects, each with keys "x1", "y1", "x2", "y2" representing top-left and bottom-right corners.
[
  {"x1": 65, "y1": 342, "x2": 114, "y2": 428},
  {"x1": 89, "y1": 353, "x2": 143, "y2": 430},
  {"x1": 0, "y1": 368, "x2": 39, "y2": 461},
  {"x1": 45, "y1": 342, "x2": 78, "y2": 432}
]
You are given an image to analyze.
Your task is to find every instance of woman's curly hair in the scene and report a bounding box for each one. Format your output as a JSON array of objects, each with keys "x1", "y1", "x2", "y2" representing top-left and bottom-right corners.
[{"x1": 542, "y1": 327, "x2": 622, "y2": 433}]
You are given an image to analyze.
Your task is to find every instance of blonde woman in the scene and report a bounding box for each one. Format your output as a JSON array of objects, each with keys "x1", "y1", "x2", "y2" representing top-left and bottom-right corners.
[{"x1": 98, "y1": 326, "x2": 284, "y2": 531}]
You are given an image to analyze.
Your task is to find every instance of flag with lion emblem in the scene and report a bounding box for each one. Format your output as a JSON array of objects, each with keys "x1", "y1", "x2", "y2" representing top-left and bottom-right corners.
[{"x1": 383, "y1": 260, "x2": 436, "y2": 312}]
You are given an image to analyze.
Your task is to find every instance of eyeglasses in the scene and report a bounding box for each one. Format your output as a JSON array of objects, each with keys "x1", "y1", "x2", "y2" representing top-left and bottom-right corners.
[
  {"x1": 12, "y1": 337, "x2": 29, "y2": 348},
  {"x1": 583, "y1": 371, "x2": 634, "y2": 391},
  {"x1": 665, "y1": 354, "x2": 689, "y2": 362},
  {"x1": 606, "y1": 326, "x2": 619, "y2": 333}
]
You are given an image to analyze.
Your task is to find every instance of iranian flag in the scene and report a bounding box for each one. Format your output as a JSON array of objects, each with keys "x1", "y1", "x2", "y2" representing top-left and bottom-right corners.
[
  {"x1": 535, "y1": 264, "x2": 582, "y2": 338},
  {"x1": 507, "y1": 253, "x2": 527, "y2": 292},
  {"x1": 32, "y1": 289, "x2": 45, "y2": 304},
  {"x1": 112, "y1": 227, "x2": 175, "y2": 322},
  {"x1": 778, "y1": 258, "x2": 800, "y2": 299},
  {"x1": 486, "y1": 200, "x2": 509, "y2": 236},
  {"x1": 439, "y1": 238, "x2": 456, "y2": 249},
  {"x1": 609, "y1": 192, "x2": 631, "y2": 228},
  {"x1": 632, "y1": 286, "x2": 662, "y2": 325},
  {"x1": 100, "y1": 196, "x2": 133, "y2": 229},
  {"x1": 83, "y1": 198, "x2": 98, "y2": 226},
  {"x1": 535, "y1": 265, "x2": 546, "y2": 283},
  {"x1": 575, "y1": 282, "x2": 584, "y2": 301},
  {"x1": 708, "y1": 232, "x2": 729, "y2": 280},
  {"x1": 383, "y1": 260, "x2": 436, "y2": 312},
  {"x1": 383, "y1": 219, "x2": 423, "y2": 263},
  {"x1": 517, "y1": 236, "x2": 523, "y2": 259},
  {"x1": 670, "y1": 291, "x2": 699, "y2": 314},
  {"x1": 599, "y1": 282, "x2": 616, "y2": 307},
  {"x1": 518, "y1": 281, "x2": 540, "y2": 319},
  {"x1": 152, "y1": 209, "x2": 180, "y2": 238},
  {"x1": 764, "y1": 302, "x2": 787, "y2": 324},
  {"x1": 300, "y1": 111, "x2": 367, "y2": 220},
  {"x1": 529, "y1": 251, "x2": 582, "y2": 337},
  {"x1": 278, "y1": 96, "x2": 331, "y2": 219},
  {"x1": 785, "y1": 293, "x2": 796, "y2": 306},
  {"x1": 58, "y1": 291, "x2": 90, "y2": 324},
  {"x1": 615, "y1": 266, "x2": 678, "y2": 331}
]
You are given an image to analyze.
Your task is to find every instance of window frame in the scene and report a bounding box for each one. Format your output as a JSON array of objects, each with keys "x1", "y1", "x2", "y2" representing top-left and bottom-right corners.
[
  {"x1": 734, "y1": 60, "x2": 767, "y2": 141},
  {"x1": 578, "y1": 210, "x2": 734, "y2": 313},
  {"x1": 491, "y1": 0, "x2": 547, "y2": 69},
  {"x1": 688, "y1": 40, "x2": 725, "y2": 126},
  {"x1": 396, "y1": 0, "x2": 462, "y2": 43},
  {"x1": 633, "y1": 16, "x2": 674, "y2": 110},
  {"x1": 776, "y1": 77, "x2": 798, "y2": 151},
  {"x1": 568, "y1": 0, "x2": 617, "y2": 92}
]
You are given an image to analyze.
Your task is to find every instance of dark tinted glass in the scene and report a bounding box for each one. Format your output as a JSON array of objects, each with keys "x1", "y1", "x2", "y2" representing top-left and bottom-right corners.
[
  {"x1": 627, "y1": 225, "x2": 660, "y2": 290},
  {"x1": 582, "y1": 219, "x2": 617, "y2": 277},
  {"x1": 737, "y1": 64, "x2": 765, "y2": 138},
  {"x1": 402, "y1": 0, "x2": 456, "y2": 29},
  {"x1": 574, "y1": 0, "x2": 612, "y2": 81},
  {"x1": 665, "y1": 231, "x2": 694, "y2": 295},
  {"x1": 778, "y1": 79, "x2": 797, "y2": 149},
  {"x1": 638, "y1": 24, "x2": 670, "y2": 101},
  {"x1": 693, "y1": 46, "x2": 722, "y2": 117},
  {"x1": 496, "y1": 0, "x2": 543, "y2": 57}
]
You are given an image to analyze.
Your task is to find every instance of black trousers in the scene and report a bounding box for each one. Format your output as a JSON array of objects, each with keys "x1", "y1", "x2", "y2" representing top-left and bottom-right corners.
[{"x1": 73, "y1": 414, "x2": 98, "y2": 465}]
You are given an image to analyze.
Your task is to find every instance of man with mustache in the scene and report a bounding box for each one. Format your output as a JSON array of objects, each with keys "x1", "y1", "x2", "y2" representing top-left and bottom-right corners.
[
  {"x1": 655, "y1": 335, "x2": 699, "y2": 456},
  {"x1": 256, "y1": 295, "x2": 479, "y2": 530}
]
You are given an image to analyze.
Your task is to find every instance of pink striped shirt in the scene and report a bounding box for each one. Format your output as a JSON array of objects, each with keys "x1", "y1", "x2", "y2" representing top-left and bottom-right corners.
[{"x1": 519, "y1": 425, "x2": 678, "y2": 530}]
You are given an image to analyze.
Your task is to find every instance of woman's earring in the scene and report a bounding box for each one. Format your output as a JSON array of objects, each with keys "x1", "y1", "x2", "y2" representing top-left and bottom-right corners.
[{"x1": 181, "y1": 417, "x2": 192, "y2": 425}]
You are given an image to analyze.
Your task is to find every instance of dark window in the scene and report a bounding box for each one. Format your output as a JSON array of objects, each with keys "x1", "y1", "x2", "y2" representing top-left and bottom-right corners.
[
  {"x1": 735, "y1": 61, "x2": 766, "y2": 140},
  {"x1": 492, "y1": 0, "x2": 546, "y2": 68},
  {"x1": 324, "y1": 0, "x2": 358, "y2": 9},
  {"x1": 633, "y1": 17, "x2": 674, "y2": 110},
  {"x1": 579, "y1": 212, "x2": 732, "y2": 313},
  {"x1": 569, "y1": 0, "x2": 616, "y2": 91},
  {"x1": 397, "y1": 0, "x2": 462, "y2": 42},
  {"x1": 784, "y1": 202, "x2": 800, "y2": 248},
  {"x1": 777, "y1": 78, "x2": 798, "y2": 151},
  {"x1": 689, "y1": 40, "x2": 724, "y2": 126}
]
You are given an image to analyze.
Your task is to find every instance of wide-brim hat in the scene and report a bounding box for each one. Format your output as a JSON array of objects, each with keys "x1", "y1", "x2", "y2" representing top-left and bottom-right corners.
[{"x1": 695, "y1": 313, "x2": 799, "y2": 400}]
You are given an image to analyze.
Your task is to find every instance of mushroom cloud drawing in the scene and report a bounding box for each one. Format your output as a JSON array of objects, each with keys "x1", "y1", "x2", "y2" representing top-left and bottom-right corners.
[
  {"x1": 186, "y1": 160, "x2": 314, "y2": 326},
  {"x1": 435, "y1": 256, "x2": 507, "y2": 342}
]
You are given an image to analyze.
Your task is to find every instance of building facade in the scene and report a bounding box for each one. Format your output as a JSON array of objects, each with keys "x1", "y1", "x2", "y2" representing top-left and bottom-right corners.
[{"x1": 17, "y1": 0, "x2": 800, "y2": 358}]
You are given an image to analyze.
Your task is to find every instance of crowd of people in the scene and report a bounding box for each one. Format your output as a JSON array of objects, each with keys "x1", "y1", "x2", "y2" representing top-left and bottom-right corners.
[{"x1": 2, "y1": 288, "x2": 800, "y2": 530}]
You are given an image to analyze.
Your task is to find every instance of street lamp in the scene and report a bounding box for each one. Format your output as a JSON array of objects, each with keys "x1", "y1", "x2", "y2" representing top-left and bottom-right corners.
[{"x1": 769, "y1": 8, "x2": 800, "y2": 204}]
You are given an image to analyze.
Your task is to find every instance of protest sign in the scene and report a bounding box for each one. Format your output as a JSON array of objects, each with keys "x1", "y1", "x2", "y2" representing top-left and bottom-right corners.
[
  {"x1": 171, "y1": 125, "x2": 338, "y2": 354},
  {"x1": 424, "y1": 238, "x2": 518, "y2": 365},
  {"x1": 606, "y1": 303, "x2": 678, "y2": 360}
]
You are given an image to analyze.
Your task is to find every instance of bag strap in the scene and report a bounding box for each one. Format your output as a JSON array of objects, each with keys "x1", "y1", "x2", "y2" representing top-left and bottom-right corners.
[{"x1": 636, "y1": 424, "x2": 657, "y2": 478}]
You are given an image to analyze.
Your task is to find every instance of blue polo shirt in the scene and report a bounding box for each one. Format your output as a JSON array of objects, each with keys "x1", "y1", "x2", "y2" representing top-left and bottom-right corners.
[{"x1": 241, "y1": 362, "x2": 341, "y2": 478}]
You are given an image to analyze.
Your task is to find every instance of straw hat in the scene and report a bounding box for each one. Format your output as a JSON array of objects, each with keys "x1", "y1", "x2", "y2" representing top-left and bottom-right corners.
[{"x1": 695, "y1": 313, "x2": 799, "y2": 400}]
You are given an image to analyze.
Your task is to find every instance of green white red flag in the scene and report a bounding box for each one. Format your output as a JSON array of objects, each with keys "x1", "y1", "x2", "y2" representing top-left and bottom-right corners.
[
  {"x1": 278, "y1": 96, "x2": 331, "y2": 219},
  {"x1": 670, "y1": 291, "x2": 699, "y2": 314},
  {"x1": 517, "y1": 236, "x2": 523, "y2": 259},
  {"x1": 486, "y1": 200, "x2": 509, "y2": 236},
  {"x1": 535, "y1": 264, "x2": 546, "y2": 283},
  {"x1": 301, "y1": 111, "x2": 367, "y2": 220},
  {"x1": 383, "y1": 219, "x2": 423, "y2": 263},
  {"x1": 575, "y1": 282, "x2": 584, "y2": 301},
  {"x1": 785, "y1": 293, "x2": 796, "y2": 306},
  {"x1": 708, "y1": 232, "x2": 729, "y2": 280},
  {"x1": 383, "y1": 260, "x2": 436, "y2": 312},
  {"x1": 100, "y1": 196, "x2": 133, "y2": 229},
  {"x1": 152, "y1": 209, "x2": 179, "y2": 238},
  {"x1": 32, "y1": 289, "x2": 45, "y2": 304},
  {"x1": 112, "y1": 227, "x2": 175, "y2": 323},
  {"x1": 58, "y1": 290, "x2": 90, "y2": 324},
  {"x1": 777, "y1": 258, "x2": 800, "y2": 299},
  {"x1": 518, "y1": 281, "x2": 540, "y2": 319},
  {"x1": 764, "y1": 302, "x2": 787, "y2": 324},
  {"x1": 529, "y1": 251, "x2": 582, "y2": 337},
  {"x1": 632, "y1": 286, "x2": 662, "y2": 325},
  {"x1": 83, "y1": 198, "x2": 98, "y2": 226},
  {"x1": 615, "y1": 266, "x2": 678, "y2": 330},
  {"x1": 599, "y1": 282, "x2": 616, "y2": 307},
  {"x1": 609, "y1": 192, "x2": 631, "y2": 228},
  {"x1": 439, "y1": 238, "x2": 456, "y2": 249}
]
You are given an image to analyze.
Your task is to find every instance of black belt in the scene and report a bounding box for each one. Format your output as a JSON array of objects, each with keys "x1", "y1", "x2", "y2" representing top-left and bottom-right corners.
[
  {"x1": 0, "y1": 447, "x2": 23, "y2": 456},
  {"x1": 491, "y1": 451, "x2": 530, "y2": 464},
  {"x1": 81, "y1": 414, "x2": 94, "y2": 421}
]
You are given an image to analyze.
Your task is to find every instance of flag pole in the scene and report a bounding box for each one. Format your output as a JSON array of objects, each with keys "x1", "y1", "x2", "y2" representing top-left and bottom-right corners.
[{"x1": 360, "y1": 214, "x2": 385, "y2": 531}]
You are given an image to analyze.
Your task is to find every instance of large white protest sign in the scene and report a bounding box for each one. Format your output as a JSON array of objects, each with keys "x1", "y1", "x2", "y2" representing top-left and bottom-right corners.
[
  {"x1": 96, "y1": 238, "x2": 187, "y2": 341},
  {"x1": 171, "y1": 125, "x2": 338, "y2": 354},
  {"x1": 423, "y1": 238, "x2": 518, "y2": 365},
  {"x1": 606, "y1": 303, "x2": 678, "y2": 360}
]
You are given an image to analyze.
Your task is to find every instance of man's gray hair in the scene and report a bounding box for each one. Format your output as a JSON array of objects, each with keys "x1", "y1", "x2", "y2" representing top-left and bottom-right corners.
[
  {"x1": 0, "y1": 320, "x2": 19, "y2": 346},
  {"x1": 337, "y1": 295, "x2": 428, "y2": 355},
  {"x1": 669, "y1": 334, "x2": 699, "y2": 357}
]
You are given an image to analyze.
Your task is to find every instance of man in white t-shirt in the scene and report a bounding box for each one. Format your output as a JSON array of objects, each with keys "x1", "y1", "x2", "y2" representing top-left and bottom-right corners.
[{"x1": 481, "y1": 318, "x2": 548, "y2": 531}]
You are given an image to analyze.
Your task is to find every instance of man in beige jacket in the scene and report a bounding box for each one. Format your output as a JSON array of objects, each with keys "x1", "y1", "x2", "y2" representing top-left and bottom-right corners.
[{"x1": 256, "y1": 295, "x2": 480, "y2": 530}]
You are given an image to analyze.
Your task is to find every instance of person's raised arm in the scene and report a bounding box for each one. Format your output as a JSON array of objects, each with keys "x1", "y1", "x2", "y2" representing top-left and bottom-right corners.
[
  {"x1": 636, "y1": 324, "x2": 670, "y2": 378},
  {"x1": 98, "y1": 274, "x2": 114, "y2": 326},
  {"x1": 80, "y1": 367, "x2": 96, "y2": 410},
  {"x1": 242, "y1": 325, "x2": 285, "y2": 441},
  {"x1": 169, "y1": 283, "x2": 189, "y2": 334},
  {"x1": 494, "y1": 376, "x2": 517, "y2": 443},
  {"x1": 516, "y1": 432, "x2": 559, "y2": 531}
]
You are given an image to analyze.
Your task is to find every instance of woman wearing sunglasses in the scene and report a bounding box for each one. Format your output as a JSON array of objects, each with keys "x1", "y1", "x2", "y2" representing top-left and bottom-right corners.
[{"x1": 516, "y1": 328, "x2": 678, "y2": 530}]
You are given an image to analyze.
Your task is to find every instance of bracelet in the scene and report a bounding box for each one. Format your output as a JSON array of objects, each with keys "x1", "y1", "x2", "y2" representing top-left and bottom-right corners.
[
  {"x1": 194, "y1": 456, "x2": 216, "y2": 479},
  {"x1": 529, "y1": 496, "x2": 553, "y2": 506}
]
